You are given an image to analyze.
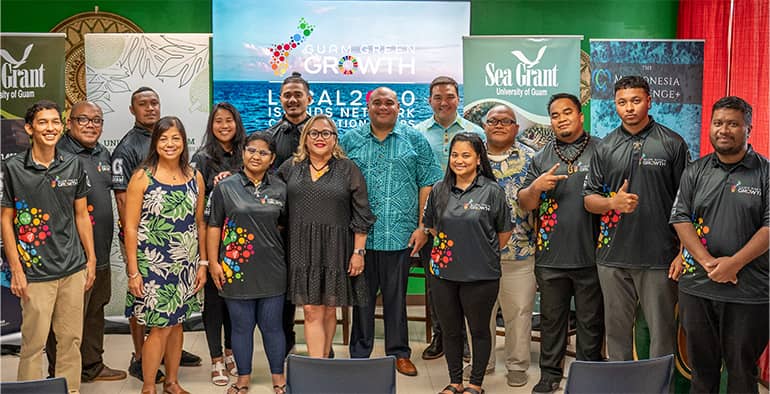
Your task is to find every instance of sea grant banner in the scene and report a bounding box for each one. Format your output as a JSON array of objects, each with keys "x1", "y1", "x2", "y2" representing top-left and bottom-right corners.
[
  {"x1": 0, "y1": 33, "x2": 66, "y2": 160},
  {"x1": 84, "y1": 33, "x2": 211, "y2": 153},
  {"x1": 463, "y1": 36, "x2": 581, "y2": 149},
  {"x1": 590, "y1": 39, "x2": 704, "y2": 158},
  {"x1": 213, "y1": 0, "x2": 471, "y2": 131}
]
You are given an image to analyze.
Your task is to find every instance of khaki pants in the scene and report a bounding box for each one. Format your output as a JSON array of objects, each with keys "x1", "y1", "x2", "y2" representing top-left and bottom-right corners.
[
  {"x1": 18, "y1": 269, "x2": 86, "y2": 393},
  {"x1": 488, "y1": 256, "x2": 536, "y2": 372}
]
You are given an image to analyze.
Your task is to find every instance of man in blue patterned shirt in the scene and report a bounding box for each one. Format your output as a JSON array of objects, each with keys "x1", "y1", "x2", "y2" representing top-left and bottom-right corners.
[
  {"x1": 478, "y1": 104, "x2": 537, "y2": 387},
  {"x1": 340, "y1": 87, "x2": 443, "y2": 376}
]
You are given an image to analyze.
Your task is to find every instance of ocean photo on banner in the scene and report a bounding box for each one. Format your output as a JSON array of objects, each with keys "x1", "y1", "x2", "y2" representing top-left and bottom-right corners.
[{"x1": 212, "y1": 0, "x2": 471, "y2": 132}]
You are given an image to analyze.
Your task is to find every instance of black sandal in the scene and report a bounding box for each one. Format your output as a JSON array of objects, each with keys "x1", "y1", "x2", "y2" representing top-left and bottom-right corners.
[
  {"x1": 439, "y1": 384, "x2": 463, "y2": 394},
  {"x1": 227, "y1": 384, "x2": 249, "y2": 394},
  {"x1": 273, "y1": 384, "x2": 286, "y2": 394},
  {"x1": 463, "y1": 388, "x2": 484, "y2": 394}
]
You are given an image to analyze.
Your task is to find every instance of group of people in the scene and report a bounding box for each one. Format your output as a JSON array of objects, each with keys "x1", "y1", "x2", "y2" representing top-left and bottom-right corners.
[{"x1": 1, "y1": 72, "x2": 766, "y2": 394}]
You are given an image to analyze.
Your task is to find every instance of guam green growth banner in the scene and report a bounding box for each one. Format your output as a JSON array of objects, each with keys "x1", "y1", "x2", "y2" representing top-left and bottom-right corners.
[
  {"x1": 463, "y1": 36, "x2": 581, "y2": 150},
  {"x1": 0, "y1": 33, "x2": 66, "y2": 160}
]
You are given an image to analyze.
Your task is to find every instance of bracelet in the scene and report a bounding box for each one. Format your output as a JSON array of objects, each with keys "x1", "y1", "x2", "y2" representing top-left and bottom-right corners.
[
  {"x1": 127, "y1": 272, "x2": 140, "y2": 279},
  {"x1": 198, "y1": 260, "x2": 210, "y2": 267}
]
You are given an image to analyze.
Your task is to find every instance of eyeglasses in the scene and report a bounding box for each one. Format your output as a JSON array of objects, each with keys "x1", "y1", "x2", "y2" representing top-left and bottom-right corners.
[
  {"x1": 244, "y1": 146, "x2": 272, "y2": 157},
  {"x1": 72, "y1": 116, "x2": 104, "y2": 126},
  {"x1": 308, "y1": 130, "x2": 337, "y2": 140},
  {"x1": 485, "y1": 118, "x2": 516, "y2": 126}
]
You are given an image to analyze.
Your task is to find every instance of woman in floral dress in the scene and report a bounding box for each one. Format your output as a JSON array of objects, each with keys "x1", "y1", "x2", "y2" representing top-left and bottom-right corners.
[{"x1": 124, "y1": 116, "x2": 208, "y2": 394}]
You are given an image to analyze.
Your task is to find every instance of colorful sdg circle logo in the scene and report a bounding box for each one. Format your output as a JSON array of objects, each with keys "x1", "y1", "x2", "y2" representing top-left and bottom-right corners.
[{"x1": 338, "y1": 55, "x2": 358, "y2": 75}]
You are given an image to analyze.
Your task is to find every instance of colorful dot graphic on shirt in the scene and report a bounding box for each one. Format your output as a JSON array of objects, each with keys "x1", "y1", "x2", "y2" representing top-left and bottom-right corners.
[
  {"x1": 220, "y1": 218, "x2": 255, "y2": 283},
  {"x1": 87, "y1": 204, "x2": 96, "y2": 225},
  {"x1": 13, "y1": 199, "x2": 51, "y2": 268},
  {"x1": 597, "y1": 186, "x2": 621, "y2": 249},
  {"x1": 537, "y1": 192, "x2": 558, "y2": 252},
  {"x1": 337, "y1": 55, "x2": 358, "y2": 75},
  {"x1": 681, "y1": 216, "x2": 709, "y2": 274},
  {"x1": 430, "y1": 232, "x2": 454, "y2": 276},
  {"x1": 268, "y1": 17, "x2": 315, "y2": 76}
]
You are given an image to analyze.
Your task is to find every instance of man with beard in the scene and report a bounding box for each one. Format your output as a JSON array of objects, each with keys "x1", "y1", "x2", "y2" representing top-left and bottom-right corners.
[
  {"x1": 519, "y1": 94, "x2": 604, "y2": 393},
  {"x1": 670, "y1": 96, "x2": 768, "y2": 393}
]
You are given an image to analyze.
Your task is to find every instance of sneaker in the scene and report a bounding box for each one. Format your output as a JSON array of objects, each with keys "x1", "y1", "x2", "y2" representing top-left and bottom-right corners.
[
  {"x1": 462, "y1": 364, "x2": 495, "y2": 381},
  {"x1": 128, "y1": 353, "x2": 165, "y2": 383},
  {"x1": 532, "y1": 378, "x2": 560, "y2": 393},
  {"x1": 506, "y1": 370, "x2": 528, "y2": 387}
]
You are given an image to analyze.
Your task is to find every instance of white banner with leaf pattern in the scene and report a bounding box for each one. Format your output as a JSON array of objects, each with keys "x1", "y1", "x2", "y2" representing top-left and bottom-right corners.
[{"x1": 84, "y1": 33, "x2": 211, "y2": 153}]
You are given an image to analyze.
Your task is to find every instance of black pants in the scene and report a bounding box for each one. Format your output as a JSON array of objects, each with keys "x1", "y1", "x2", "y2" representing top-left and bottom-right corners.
[
  {"x1": 203, "y1": 272, "x2": 232, "y2": 359},
  {"x1": 430, "y1": 275, "x2": 499, "y2": 387},
  {"x1": 535, "y1": 266, "x2": 604, "y2": 380},
  {"x1": 679, "y1": 291, "x2": 769, "y2": 394},
  {"x1": 47, "y1": 266, "x2": 111, "y2": 380},
  {"x1": 350, "y1": 249, "x2": 411, "y2": 359}
]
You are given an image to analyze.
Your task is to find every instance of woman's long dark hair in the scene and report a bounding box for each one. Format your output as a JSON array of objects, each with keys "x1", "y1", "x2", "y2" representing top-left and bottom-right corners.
[
  {"x1": 196, "y1": 102, "x2": 246, "y2": 171},
  {"x1": 432, "y1": 133, "x2": 495, "y2": 228},
  {"x1": 140, "y1": 116, "x2": 192, "y2": 176}
]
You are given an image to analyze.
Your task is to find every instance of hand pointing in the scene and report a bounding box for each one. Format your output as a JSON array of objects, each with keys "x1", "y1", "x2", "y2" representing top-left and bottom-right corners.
[{"x1": 534, "y1": 163, "x2": 569, "y2": 192}]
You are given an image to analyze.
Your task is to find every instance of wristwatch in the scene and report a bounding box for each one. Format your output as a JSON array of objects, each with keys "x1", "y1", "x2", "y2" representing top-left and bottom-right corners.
[
  {"x1": 421, "y1": 226, "x2": 431, "y2": 235},
  {"x1": 353, "y1": 248, "x2": 366, "y2": 256}
]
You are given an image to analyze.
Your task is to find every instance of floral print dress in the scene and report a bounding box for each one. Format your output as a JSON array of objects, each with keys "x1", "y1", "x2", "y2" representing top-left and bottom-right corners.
[{"x1": 125, "y1": 170, "x2": 201, "y2": 327}]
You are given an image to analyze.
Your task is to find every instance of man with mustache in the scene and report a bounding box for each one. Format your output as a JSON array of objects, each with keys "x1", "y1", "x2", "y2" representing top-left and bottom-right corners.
[{"x1": 671, "y1": 96, "x2": 768, "y2": 393}]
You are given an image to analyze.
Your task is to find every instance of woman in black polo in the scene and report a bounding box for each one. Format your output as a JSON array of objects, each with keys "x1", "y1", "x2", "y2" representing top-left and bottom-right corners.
[
  {"x1": 423, "y1": 133, "x2": 513, "y2": 394},
  {"x1": 191, "y1": 102, "x2": 246, "y2": 385},
  {"x1": 206, "y1": 132, "x2": 288, "y2": 394}
]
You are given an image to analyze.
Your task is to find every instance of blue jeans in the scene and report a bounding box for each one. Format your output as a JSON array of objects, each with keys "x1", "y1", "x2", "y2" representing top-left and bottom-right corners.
[{"x1": 225, "y1": 294, "x2": 286, "y2": 375}]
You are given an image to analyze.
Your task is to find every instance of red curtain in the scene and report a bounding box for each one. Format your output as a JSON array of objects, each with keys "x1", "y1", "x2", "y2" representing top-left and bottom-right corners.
[
  {"x1": 729, "y1": 0, "x2": 769, "y2": 156},
  {"x1": 677, "y1": 0, "x2": 769, "y2": 158}
]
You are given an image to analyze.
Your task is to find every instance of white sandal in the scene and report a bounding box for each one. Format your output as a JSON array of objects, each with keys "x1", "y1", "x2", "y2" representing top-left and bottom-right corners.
[
  {"x1": 224, "y1": 354, "x2": 238, "y2": 376},
  {"x1": 211, "y1": 361, "x2": 229, "y2": 386}
]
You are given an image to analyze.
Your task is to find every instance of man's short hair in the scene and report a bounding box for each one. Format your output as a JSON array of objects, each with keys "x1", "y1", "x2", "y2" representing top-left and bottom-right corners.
[
  {"x1": 281, "y1": 71, "x2": 310, "y2": 93},
  {"x1": 712, "y1": 96, "x2": 752, "y2": 126},
  {"x1": 547, "y1": 93, "x2": 581, "y2": 113},
  {"x1": 614, "y1": 76, "x2": 650, "y2": 96},
  {"x1": 130, "y1": 86, "x2": 159, "y2": 106},
  {"x1": 429, "y1": 76, "x2": 459, "y2": 96},
  {"x1": 25, "y1": 100, "x2": 61, "y2": 124}
]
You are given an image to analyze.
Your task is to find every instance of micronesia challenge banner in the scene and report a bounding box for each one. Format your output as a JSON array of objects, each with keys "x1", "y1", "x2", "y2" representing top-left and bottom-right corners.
[
  {"x1": 213, "y1": 0, "x2": 471, "y2": 131},
  {"x1": 590, "y1": 39, "x2": 704, "y2": 158},
  {"x1": 463, "y1": 36, "x2": 581, "y2": 150}
]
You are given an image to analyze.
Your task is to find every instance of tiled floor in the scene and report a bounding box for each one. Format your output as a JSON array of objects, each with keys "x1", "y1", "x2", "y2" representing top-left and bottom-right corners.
[
  {"x1": 1, "y1": 308, "x2": 565, "y2": 393},
  {"x1": 3, "y1": 310, "x2": 768, "y2": 393}
]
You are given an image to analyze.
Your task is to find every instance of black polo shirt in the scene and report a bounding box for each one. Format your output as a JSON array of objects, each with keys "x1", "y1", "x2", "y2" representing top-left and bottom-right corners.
[
  {"x1": 522, "y1": 134, "x2": 601, "y2": 268},
  {"x1": 670, "y1": 147, "x2": 768, "y2": 304},
  {"x1": 191, "y1": 150, "x2": 242, "y2": 195},
  {"x1": 207, "y1": 171, "x2": 287, "y2": 299},
  {"x1": 111, "y1": 124, "x2": 152, "y2": 190},
  {"x1": 423, "y1": 175, "x2": 513, "y2": 282},
  {"x1": 265, "y1": 115, "x2": 310, "y2": 170},
  {"x1": 583, "y1": 117, "x2": 690, "y2": 269},
  {"x1": 1, "y1": 149, "x2": 90, "y2": 281},
  {"x1": 57, "y1": 134, "x2": 113, "y2": 269}
]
